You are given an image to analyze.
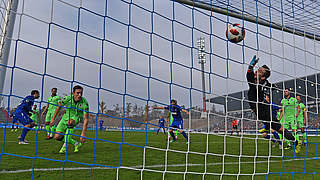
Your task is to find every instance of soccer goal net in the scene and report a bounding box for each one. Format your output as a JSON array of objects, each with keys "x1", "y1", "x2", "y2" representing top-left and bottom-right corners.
[{"x1": 0, "y1": 0, "x2": 319, "y2": 179}]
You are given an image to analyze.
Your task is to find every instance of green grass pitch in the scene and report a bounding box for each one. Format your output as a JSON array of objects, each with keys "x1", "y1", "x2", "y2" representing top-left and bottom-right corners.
[{"x1": 0, "y1": 128, "x2": 319, "y2": 180}]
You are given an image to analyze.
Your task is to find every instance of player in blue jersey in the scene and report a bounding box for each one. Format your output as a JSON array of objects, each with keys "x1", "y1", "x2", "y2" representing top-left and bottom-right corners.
[
  {"x1": 12, "y1": 90, "x2": 40, "y2": 144},
  {"x1": 156, "y1": 115, "x2": 166, "y2": 134},
  {"x1": 99, "y1": 120, "x2": 104, "y2": 130},
  {"x1": 10, "y1": 108, "x2": 19, "y2": 131},
  {"x1": 153, "y1": 99, "x2": 189, "y2": 143}
]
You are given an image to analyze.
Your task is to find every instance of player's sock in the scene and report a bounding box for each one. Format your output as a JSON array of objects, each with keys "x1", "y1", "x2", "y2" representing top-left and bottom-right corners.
[
  {"x1": 20, "y1": 127, "x2": 30, "y2": 141},
  {"x1": 156, "y1": 128, "x2": 160, "y2": 134},
  {"x1": 50, "y1": 126, "x2": 55, "y2": 136},
  {"x1": 169, "y1": 131, "x2": 176, "y2": 141},
  {"x1": 286, "y1": 139, "x2": 291, "y2": 146},
  {"x1": 272, "y1": 131, "x2": 281, "y2": 144},
  {"x1": 295, "y1": 133, "x2": 300, "y2": 141},
  {"x1": 303, "y1": 132, "x2": 307, "y2": 142},
  {"x1": 181, "y1": 131, "x2": 188, "y2": 141},
  {"x1": 175, "y1": 130, "x2": 179, "y2": 137},
  {"x1": 279, "y1": 133, "x2": 283, "y2": 140},
  {"x1": 45, "y1": 125, "x2": 50, "y2": 135},
  {"x1": 163, "y1": 128, "x2": 166, "y2": 134},
  {"x1": 64, "y1": 128, "x2": 76, "y2": 145}
]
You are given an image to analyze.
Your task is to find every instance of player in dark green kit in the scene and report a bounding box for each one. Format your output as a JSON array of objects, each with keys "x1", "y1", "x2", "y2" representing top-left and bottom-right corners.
[
  {"x1": 296, "y1": 95, "x2": 307, "y2": 144},
  {"x1": 30, "y1": 105, "x2": 39, "y2": 129}
]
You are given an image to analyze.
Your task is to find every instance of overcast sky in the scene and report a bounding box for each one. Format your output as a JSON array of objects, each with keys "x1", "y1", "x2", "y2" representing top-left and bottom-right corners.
[{"x1": 1, "y1": 0, "x2": 319, "y2": 114}]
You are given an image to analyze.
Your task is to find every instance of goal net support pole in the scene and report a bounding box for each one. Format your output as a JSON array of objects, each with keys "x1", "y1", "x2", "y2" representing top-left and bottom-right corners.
[{"x1": 0, "y1": 0, "x2": 19, "y2": 104}]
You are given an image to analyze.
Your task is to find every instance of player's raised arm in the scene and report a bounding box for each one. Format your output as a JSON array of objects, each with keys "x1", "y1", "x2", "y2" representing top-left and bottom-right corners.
[{"x1": 182, "y1": 108, "x2": 189, "y2": 115}]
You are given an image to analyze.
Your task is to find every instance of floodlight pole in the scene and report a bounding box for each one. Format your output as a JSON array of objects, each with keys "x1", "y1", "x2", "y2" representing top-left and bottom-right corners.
[
  {"x1": 0, "y1": 0, "x2": 19, "y2": 105},
  {"x1": 198, "y1": 37, "x2": 207, "y2": 119}
]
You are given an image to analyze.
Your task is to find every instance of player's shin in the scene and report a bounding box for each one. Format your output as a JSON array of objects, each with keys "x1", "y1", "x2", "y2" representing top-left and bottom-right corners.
[
  {"x1": 20, "y1": 127, "x2": 31, "y2": 141},
  {"x1": 272, "y1": 131, "x2": 281, "y2": 143},
  {"x1": 303, "y1": 132, "x2": 307, "y2": 142},
  {"x1": 64, "y1": 128, "x2": 76, "y2": 145},
  {"x1": 283, "y1": 128, "x2": 295, "y2": 141},
  {"x1": 45, "y1": 125, "x2": 50, "y2": 135},
  {"x1": 294, "y1": 132, "x2": 300, "y2": 141},
  {"x1": 50, "y1": 126, "x2": 55, "y2": 137},
  {"x1": 181, "y1": 131, "x2": 188, "y2": 141},
  {"x1": 169, "y1": 131, "x2": 176, "y2": 141}
]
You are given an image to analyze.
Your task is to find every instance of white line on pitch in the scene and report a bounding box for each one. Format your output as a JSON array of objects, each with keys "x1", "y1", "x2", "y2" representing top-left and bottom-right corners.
[{"x1": 0, "y1": 157, "x2": 317, "y2": 174}]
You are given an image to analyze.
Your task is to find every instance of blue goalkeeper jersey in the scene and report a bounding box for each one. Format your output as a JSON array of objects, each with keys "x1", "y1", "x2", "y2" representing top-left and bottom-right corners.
[{"x1": 16, "y1": 95, "x2": 35, "y2": 113}]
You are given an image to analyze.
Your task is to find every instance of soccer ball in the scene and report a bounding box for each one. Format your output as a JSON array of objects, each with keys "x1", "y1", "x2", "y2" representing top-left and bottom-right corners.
[{"x1": 226, "y1": 23, "x2": 245, "y2": 43}]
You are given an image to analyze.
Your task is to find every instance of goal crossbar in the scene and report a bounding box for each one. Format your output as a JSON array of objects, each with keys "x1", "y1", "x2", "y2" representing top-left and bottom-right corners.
[{"x1": 175, "y1": 0, "x2": 320, "y2": 42}]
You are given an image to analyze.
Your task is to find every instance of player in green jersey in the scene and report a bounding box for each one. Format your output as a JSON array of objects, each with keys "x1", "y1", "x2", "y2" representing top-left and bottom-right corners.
[
  {"x1": 279, "y1": 89, "x2": 301, "y2": 149},
  {"x1": 42, "y1": 88, "x2": 61, "y2": 139},
  {"x1": 50, "y1": 85, "x2": 89, "y2": 153},
  {"x1": 30, "y1": 105, "x2": 39, "y2": 129},
  {"x1": 296, "y1": 95, "x2": 307, "y2": 144}
]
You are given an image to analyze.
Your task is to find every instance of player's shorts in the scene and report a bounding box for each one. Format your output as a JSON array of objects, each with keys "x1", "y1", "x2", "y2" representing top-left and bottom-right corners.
[
  {"x1": 169, "y1": 120, "x2": 183, "y2": 129},
  {"x1": 45, "y1": 110, "x2": 55, "y2": 122},
  {"x1": 32, "y1": 118, "x2": 38, "y2": 125},
  {"x1": 232, "y1": 125, "x2": 237, "y2": 129},
  {"x1": 253, "y1": 103, "x2": 281, "y2": 131},
  {"x1": 13, "y1": 111, "x2": 33, "y2": 126},
  {"x1": 263, "y1": 121, "x2": 281, "y2": 132},
  {"x1": 281, "y1": 116, "x2": 296, "y2": 130},
  {"x1": 56, "y1": 115, "x2": 81, "y2": 133}
]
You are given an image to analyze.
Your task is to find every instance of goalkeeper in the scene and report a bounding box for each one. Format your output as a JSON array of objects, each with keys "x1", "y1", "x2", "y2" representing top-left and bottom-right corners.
[
  {"x1": 247, "y1": 55, "x2": 301, "y2": 153},
  {"x1": 50, "y1": 85, "x2": 89, "y2": 153}
]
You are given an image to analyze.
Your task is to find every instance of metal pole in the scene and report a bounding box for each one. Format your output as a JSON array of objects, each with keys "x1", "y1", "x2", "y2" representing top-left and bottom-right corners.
[
  {"x1": 198, "y1": 37, "x2": 207, "y2": 118},
  {"x1": 201, "y1": 61, "x2": 206, "y2": 112},
  {"x1": 0, "y1": 0, "x2": 19, "y2": 104},
  {"x1": 175, "y1": 0, "x2": 320, "y2": 42}
]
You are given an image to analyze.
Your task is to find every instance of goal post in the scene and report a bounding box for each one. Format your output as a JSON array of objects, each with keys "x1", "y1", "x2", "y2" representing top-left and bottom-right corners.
[{"x1": 0, "y1": 0, "x2": 19, "y2": 104}]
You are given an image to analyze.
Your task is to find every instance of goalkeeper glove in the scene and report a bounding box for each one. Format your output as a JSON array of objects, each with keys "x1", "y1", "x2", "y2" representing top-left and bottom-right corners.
[{"x1": 249, "y1": 55, "x2": 259, "y2": 66}]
